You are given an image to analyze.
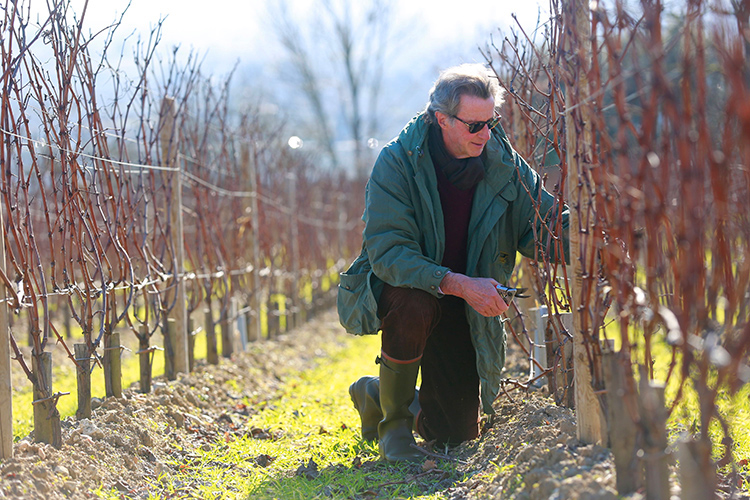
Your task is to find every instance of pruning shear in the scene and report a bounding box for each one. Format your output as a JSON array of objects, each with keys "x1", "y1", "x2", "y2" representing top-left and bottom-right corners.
[{"x1": 495, "y1": 284, "x2": 530, "y2": 303}]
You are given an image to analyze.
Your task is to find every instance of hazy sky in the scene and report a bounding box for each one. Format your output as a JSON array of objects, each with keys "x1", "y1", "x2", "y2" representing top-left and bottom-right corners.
[
  {"x1": 61, "y1": 0, "x2": 549, "y2": 138},
  {"x1": 69, "y1": 0, "x2": 549, "y2": 72}
]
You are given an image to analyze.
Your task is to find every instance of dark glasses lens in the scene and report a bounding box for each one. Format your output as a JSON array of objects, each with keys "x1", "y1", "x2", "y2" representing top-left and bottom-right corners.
[
  {"x1": 454, "y1": 115, "x2": 500, "y2": 134},
  {"x1": 468, "y1": 117, "x2": 499, "y2": 133}
]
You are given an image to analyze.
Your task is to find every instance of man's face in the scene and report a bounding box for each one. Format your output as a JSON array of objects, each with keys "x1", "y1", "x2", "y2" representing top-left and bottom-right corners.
[{"x1": 436, "y1": 94, "x2": 496, "y2": 159}]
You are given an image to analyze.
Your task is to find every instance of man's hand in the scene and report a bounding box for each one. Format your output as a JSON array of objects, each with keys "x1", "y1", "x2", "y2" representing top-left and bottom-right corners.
[{"x1": 439, "y1": 272, "x2": 508, "y2": 317}]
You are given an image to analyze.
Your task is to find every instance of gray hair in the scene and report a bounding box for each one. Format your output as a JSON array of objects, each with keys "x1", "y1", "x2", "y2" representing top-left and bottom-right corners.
[{"x1": 423, "y1": 63, "x2": 504, "y2": 124}]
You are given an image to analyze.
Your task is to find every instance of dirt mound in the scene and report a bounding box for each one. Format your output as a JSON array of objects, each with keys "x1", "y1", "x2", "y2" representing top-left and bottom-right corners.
[{"x1": 448, "y1": 393, "x2": 622, "y2": 499}]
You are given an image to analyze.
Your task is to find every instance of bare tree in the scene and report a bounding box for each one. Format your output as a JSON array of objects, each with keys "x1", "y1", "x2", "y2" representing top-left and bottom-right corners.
[{"x1": 268, "y1": 0, "x2": 393, "y2": 177}]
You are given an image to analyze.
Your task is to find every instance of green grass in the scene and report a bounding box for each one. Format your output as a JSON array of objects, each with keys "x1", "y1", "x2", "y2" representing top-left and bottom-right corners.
[{"x1": 95, "y1": 334, "x2": 467, "y2": 500}]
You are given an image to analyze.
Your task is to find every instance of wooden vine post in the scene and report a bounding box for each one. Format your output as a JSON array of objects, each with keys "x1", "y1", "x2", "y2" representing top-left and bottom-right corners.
[
  {"x1": 74, "y1": 344, "x2": 91, "y2": 419},
  {"x1": 638, "y1": 369, "x2": 670, "y2": 499},
  {"x1": 159, "y1": 96, "x2": 189, "y2": 376},
  {"x1": 203, "y1": 304, "x2": 217, "y2": 364},
  {"x1": 220, "y1": 302, "x2": 233, "y2": 358},
  {"x1": 164, "y1": 317, "x2": 176, "y2": 380},
  {"x1": 287, "y1": 173, "x2": 300, "y2": 330},
  {"x1": 240, "y1": 139, "x2": 262, "y2": 342},
  {"x1": 602, "y1": 350, "x2": 642, "y2": 493},
  {"x1": 562, "y1": 0, "x2": 608, "y2": 445},
  {"x1": 104, "y1": 327, "x2": 122, "y2": 398},
  {"x1": 138, "y1": 325, "x2": 153, "y2": 393},
  {"x1": 32, "y1": 352, "x2": 62, "y2": 447},
  {"x1": 250, "y1": 144, "x2": 263, "y2": 340},
  {"x1": 0, "y1": 198, "x2": 12, "y2": 458},
  {"x1": 188, "y1": 317, "x2": 195, "y2": 372}
]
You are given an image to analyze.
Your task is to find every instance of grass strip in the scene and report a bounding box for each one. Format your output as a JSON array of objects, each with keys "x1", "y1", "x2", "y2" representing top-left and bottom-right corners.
[{"x1": 142, "y1": 334, "x2": 464, "y2": 499}]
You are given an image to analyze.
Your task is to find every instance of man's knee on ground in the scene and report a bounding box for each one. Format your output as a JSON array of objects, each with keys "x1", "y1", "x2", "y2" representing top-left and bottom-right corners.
[{"x1": 417, "y1": 410, "x2": 480, "y2": 447}]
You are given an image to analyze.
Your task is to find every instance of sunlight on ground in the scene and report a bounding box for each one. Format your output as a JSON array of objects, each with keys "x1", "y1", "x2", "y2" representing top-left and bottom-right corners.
[{"x1": 146, "y1": 333, "x2": 463, "y2": 499}]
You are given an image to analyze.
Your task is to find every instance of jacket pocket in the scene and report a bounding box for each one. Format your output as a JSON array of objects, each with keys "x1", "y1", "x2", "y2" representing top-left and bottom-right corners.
[
  {"x1": 337, "y1": 268, "x2": 381, "y2": 335},
  {"x1": 494, "y1": 249, "x2": 516, "y2": 278}
]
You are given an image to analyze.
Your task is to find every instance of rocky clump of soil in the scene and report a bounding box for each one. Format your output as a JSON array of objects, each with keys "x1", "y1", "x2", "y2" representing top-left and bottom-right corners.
[{"x1": 449, "y1": 394, "x2": 626, "y2": 499}]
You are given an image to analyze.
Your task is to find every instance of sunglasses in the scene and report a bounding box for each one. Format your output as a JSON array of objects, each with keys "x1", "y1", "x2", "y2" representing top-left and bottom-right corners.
[{"x1": 451, "y1": 113, "x2": 501, "y2": 134}]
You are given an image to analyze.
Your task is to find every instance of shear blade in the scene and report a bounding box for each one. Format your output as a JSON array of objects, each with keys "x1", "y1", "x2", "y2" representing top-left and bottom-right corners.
[{"x1": 496, "y1": 285, "x2": 530, "y2": 299}]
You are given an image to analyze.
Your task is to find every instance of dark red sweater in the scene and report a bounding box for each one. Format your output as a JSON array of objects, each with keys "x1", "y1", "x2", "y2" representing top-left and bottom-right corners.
[{"x1": 434, "y1": 162, "x2": 475, "y2": 275}]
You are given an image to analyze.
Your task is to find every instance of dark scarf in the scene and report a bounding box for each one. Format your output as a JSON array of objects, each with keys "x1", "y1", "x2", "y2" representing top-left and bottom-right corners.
[{"x1": 428, "y1": 123, "x2": 485, "y2": 191}]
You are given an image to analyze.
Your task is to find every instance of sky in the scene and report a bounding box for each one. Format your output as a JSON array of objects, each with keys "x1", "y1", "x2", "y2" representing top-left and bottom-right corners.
[
  {"x1": 60, "y1": 0, "x2": 549, "y2": 142},
  {"x1": 70, "y1": 1, "x2": 549, "y2": 70}
]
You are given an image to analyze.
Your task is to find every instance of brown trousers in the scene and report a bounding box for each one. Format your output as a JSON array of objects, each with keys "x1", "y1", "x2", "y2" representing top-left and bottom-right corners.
[{"x1": 378, "y1": 284, "x2": 480, "y2": 445}]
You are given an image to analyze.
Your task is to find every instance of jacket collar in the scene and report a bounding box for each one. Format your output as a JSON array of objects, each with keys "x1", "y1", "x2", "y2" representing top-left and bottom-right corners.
[
  {"x1": 399, "y1": 113, "x2": 517, "y2": 195},
  {"x1": 398, "y1": 113, "x2": 430, "y2": 159}
]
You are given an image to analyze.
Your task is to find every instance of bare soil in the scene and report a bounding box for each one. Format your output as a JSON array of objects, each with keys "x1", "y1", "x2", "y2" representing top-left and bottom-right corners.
[{"x1": 0, "y1": 309, "x2": 745, "y2": 499}]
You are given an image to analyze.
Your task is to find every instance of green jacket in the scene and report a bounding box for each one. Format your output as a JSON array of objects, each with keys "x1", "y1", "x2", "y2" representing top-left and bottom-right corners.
[{"x1": 338, "y1": 113, "x2": 568, "y2": 414}]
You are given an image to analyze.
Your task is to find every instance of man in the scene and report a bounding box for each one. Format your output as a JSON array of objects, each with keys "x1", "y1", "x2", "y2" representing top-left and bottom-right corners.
[{"x1": 337, "y1": 64, "x2": 568, "y2": 462}]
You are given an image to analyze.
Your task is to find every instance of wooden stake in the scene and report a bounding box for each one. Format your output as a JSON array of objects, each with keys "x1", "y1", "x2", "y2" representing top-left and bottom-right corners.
[
  {"x1": 602, "y1": 350, "x2": 642, "y2": 494},
  {"x1": 310, "y1": 284, "x2": 320, "y2": 319},
  {"x1": 32, "y1": 352, "x2": 61, "y2": 447},
  {"x1": 220, "y1": 298, "x2": 233, "y2": 358},
  {"x1": 205, "y1": 305, "x2": 218, "y2": 365},
  {"x1": 159, "y1": 96, "x2": 189, "y2": 376},
  {"x1": 236, "y1": 301, "x2": 248, "y2": 351},
  {"x1": 249, "y1": 148, "x2": 262, "y2": 343},
  {"x1": 138, "y1": 325, "x2": 152, "y2": 393},
  {"x1": 638, "y1": 371, "x2": 671, "y2": 500},
  {"x1": 240, "y1": 134, "x2": 263, "y2": 344},
  {"x1": 287, "y1": 174, "x2": 300, "y2": 330},
  {"x1": 267, "y1": 294, "x2": 279, "y2": 339},
  {"x1": 551, "y1": 312, "x2": 575, "y2": 407},
  {"x1": 678, "y1": 437, "x2": 717, "y2": 500},
  {"x1": 528, "y1": 306, "x2": 546, "y2": 384},
  {"x1": 245, "y1": 301, "x2": 259, "y2": 342},
  {"x1": 562, "y1": 0, "x2": 608, "y2": 445},
  {"x1": 164, "y1": 317, "x2": 176, "y2": 381},
  {"x1": 0, "y1": 199, "x2": 12, "y2": 458},
  {"x1": 103, "y1": 324, "x2": 112, "y2": 395},
  {"x1": 74, "y1": 344, "x2": 91, "y2": 420},
  {"x1": 518, "y1": 262, "x2": 537, "y2": 347},
  {"x1": 188, "y1": 317, "x2": 195, "y2": 372}
]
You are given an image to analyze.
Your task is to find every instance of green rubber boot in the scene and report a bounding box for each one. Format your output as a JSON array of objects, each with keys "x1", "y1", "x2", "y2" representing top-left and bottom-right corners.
[
  {"x1": 349, "y1": 376, "x2": 420, "y2": 442},
  {"x1": 349, "y1": 376, "x2": 381, "y2": 441},
  {"x1": 377, "y1": 355, "x2": 424, "y2": 463}
]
